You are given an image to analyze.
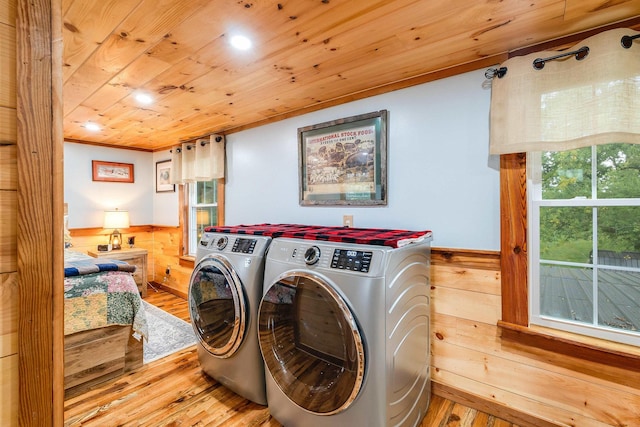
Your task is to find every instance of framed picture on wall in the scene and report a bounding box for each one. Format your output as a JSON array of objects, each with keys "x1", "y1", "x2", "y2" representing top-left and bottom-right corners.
[
  {"x1": 298, "y1": 110, "x2": 388, "y2": 206},
  {"x1": 92, "y1": 160, "x2": 134, "y2": 183},
  {"x1": 156, "y1": 160, "x2": 175, "y2": 192}
]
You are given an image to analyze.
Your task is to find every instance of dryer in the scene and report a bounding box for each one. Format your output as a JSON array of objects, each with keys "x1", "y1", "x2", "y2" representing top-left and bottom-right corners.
[
  {"x1": 257, "y1": 234, "x2": 432, "y2": 427},
  {"x1": 188, "y1": 231, "x2": 271, "y2": 405}
]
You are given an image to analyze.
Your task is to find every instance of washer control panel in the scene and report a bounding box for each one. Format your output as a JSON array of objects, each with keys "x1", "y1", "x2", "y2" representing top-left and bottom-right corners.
[
  {"x1": 198, "y1": 232, "x2": 267, "y2": 258},
  {"x1": 331, "y1": 249, "x2": 373, "y2": 273},
  {"x1": 232, "y1": 237, "x2": 257, "y2": 254}
]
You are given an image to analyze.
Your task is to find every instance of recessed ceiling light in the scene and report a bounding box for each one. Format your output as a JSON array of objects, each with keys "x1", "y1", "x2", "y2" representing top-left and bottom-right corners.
[
  {"x1": 135, "y1": 92, "x2": 154, "y2": 105},
  {"x1": 230, "y1": 35, "x2": 252, "y2": 50},
  {"x1": 84, "y1": 122, "x2": 101, "y2": 132}
]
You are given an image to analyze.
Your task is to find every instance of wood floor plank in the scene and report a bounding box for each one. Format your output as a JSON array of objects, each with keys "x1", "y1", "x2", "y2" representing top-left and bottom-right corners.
[
  {"x1": 64, "y1": 289, "x2": 518, "y2": 426},
  {"x1": 419, "y1": 394, "x2": 454, "y2": 426},
  {"x1": 471, "y1": 411, "x2": 492, "y2": 427},
  {"x1": 493, "y1": 418, "x2": 516, "y2": 427}
]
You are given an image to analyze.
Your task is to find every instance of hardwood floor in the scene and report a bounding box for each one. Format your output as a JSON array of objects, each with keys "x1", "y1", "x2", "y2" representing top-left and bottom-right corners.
[{"x1": 63, "y1": 287, "x2": 519, "y2": 427}]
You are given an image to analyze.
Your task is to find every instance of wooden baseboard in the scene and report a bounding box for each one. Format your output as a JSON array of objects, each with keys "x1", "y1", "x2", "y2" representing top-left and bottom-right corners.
[
  {"x1": 432, "y1": 382, "x2": 558, "y2": 427},
  {"x1": 149, "y1": 281, "x2": 187, "y2": 300}
]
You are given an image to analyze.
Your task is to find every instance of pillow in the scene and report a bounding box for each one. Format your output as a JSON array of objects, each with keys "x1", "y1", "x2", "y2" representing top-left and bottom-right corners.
[{"x1": 64, "y1": 203, "x2": 72, "y2": 248}]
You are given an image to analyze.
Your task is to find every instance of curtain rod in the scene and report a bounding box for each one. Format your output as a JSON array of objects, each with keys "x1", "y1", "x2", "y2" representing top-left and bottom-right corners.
[
  {"x1": 485, "y1": 32, "x2": 639, "y2": 79},
  {"x1": 621, "y1": 33, "x2": 640, "y2": 48},
  {"x1": 170, "y1": 135, "x2": 224, "y2": 153},
  {"x1": 533, "y1": 46, "x2": 589, "y2": 70}
]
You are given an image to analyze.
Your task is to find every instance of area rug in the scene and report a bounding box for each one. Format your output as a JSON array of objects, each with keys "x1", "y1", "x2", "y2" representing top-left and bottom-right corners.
[{"x1": 142, "y1": 300, "x2": 197, "y2": 363}]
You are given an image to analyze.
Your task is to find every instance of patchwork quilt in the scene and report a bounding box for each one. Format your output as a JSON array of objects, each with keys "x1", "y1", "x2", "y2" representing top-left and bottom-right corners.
[{"x1": 64, "y1": 250, "x2": 148, "y2": 339}]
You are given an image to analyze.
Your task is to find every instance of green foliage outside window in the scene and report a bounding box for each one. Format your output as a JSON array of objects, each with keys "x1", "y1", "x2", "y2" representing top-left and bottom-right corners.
[
  {"x1": 196, "y1": 180, "x2": 218, "y2": 205},
  {"x1": 540, "y1": 144, "x2": 640, "y2": 262}
]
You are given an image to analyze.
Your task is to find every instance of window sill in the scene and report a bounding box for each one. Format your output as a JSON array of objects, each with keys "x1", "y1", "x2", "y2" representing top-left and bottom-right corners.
[
  {"x1": 179, "y1": 255, "x2": 195, "y2": 268},
  {"x1": 498, "y1": 320, "x2": 640, "y2": 374}
]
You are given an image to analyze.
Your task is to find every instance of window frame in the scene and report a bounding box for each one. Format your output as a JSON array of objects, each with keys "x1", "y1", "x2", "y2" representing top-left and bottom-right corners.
[
  {"x1": 181, "y1": 179, "x2": 225, "y2": 258},
  {"x1": 498, "y1": 153, "x2": 640, "y2": 373},
  {"x1": 527, "y1": 148, "x2": 640, "y2": 346},
  {"x1": 188, "y1": 180, "x2": 217, "y2": 255}
]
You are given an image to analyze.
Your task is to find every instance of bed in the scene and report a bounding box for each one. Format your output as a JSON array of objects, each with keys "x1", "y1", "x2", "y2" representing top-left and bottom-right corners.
[{"x1": 63, "y1": 249, "x2": 148, "y2": 398}]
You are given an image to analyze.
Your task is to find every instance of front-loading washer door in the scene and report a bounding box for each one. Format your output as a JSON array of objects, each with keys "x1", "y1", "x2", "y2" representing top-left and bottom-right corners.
[
  {"x1": 258, "y1": 271, "x2": 365, "y2": 415},
  {"x1": 189, "y1": 255, "x2": 246, "y2": 358}
]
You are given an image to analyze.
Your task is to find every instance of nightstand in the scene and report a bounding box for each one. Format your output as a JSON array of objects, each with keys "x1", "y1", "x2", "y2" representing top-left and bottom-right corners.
[{"x1": 87, "y1": 247, "x2": 148, "y2": 297}]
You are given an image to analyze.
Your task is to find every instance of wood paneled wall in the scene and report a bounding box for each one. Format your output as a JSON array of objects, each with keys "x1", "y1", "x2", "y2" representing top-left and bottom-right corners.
[
  {"x1": 151, "y1": 226, "x2": 192, "y2": 298},
  {"x1": 67, "y1": 224, "x2": 640, "y2": 425},
  {"x1": 0, "y1": 0, "x2": 17, "y2": 425},
  {"x1": 68, "y1": 225, "x2": 193, "y2": 298},
  {"x1": 69, "y1": 226, "x2": 154, "y2": 275},
  {"x1": 431, "y1": 250, "x2": 640, "y2": 426}
]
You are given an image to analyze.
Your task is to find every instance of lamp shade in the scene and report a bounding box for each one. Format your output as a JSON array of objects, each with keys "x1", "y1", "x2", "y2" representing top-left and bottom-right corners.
[{"x1": 103, "y1": 209, "x2": 130, "y2": 229}]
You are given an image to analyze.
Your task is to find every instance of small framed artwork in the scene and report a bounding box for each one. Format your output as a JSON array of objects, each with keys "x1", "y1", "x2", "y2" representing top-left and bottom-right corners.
[
  {"x1": 299, "y1": 110, "x2": 388, "y2": 206},
  {"x1": 156, "y1": 160, "x2": 175, "y2": 193},
  {"x1": 92, "y1": 160, "x2": 134, "y2": 183}
]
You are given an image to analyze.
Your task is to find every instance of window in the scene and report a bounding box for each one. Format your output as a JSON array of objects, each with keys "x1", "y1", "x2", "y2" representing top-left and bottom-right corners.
[
  {"x1": 528, "y1": 144, "x2": 640, "y2": 346},
  {"x1": 187, "y1": 180, "x2": 218, "y2": 255}
]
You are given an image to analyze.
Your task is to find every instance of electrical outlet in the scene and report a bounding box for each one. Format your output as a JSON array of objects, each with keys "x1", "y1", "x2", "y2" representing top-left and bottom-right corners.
[
  {"x1": 343, "y1": 215, "x2": 353, "y2": 228},
  {"x1": 166, "y1": 265, "x2": 171, "y2": 275}
]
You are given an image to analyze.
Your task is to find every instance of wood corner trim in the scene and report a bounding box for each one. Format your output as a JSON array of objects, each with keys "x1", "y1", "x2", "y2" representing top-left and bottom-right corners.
[{"x1": 499, "y1": 153, "x2": 529, "y2": 326}]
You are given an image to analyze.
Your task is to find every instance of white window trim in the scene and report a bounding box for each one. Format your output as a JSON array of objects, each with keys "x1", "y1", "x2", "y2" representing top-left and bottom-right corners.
[
  {"x1": 187, "y1": 181, "x2": 217, "y2": 256},
  {"x1": 528, "y1": 149, "x2": 640, "y2": 347}
]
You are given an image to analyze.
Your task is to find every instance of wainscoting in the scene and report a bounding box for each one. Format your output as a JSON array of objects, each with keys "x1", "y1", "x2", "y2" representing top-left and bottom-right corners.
[
  {"x1": 67, "y1": 226, "x2": 640, "y2": 426},
  {"x1": 430, "y1": 250, "x2": 640, "y2": 426}
]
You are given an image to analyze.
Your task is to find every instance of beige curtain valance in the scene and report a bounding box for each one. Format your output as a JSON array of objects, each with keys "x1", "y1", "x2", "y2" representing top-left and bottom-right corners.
[
  {"x1": 489, "y1": 28, "x2": 640, "y2": 155},
  {"x1": 170, "y1": 134, "x2": 225, "y2": 184}
]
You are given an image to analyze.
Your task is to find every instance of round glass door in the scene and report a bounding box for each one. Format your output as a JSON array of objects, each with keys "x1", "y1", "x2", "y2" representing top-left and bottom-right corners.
[
  {"x1": 258, "y1": 271, "x2": 365, "y2": 415},
  {"x1": 188, "y1": 255, "x2": 246, "y2": 358}
]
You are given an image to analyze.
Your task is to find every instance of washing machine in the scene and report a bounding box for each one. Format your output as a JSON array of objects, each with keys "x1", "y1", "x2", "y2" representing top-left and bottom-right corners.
[
  {"x1": 257, "y1": 232, "x2": 432, "y2": 427},
  {"x1": 188, "y1": 230, "x2": 271, "y2": 405}
]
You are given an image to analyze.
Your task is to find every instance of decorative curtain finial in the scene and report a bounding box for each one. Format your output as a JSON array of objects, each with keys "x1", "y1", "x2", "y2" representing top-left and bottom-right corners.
[{"x1": 485, "y1": 67, "x2": 507, "y2": 79}]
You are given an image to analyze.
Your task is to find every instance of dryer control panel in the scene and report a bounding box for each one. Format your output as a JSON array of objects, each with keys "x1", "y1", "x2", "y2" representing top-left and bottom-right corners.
[
  {"x1": 331, "y1": 249, "x2": 373, "y2": 273},
  {"x1": 280, "y1": 239, "x2": 387, "y2": 276}
]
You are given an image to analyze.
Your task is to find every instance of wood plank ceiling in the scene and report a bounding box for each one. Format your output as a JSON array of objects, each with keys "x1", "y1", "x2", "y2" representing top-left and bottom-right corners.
[{"x1": 62, "y1": 0, "x2": 640, "y2": 151}]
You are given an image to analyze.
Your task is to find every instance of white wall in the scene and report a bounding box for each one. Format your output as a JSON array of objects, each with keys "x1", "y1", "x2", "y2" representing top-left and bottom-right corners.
[
  {"x1": 226, "y1": 68, "x2": 500, "y2": 250},
  {"x1": 65, "y1": 68, "x2": 500, "y2": 250},
  {"x1": 64, "y1": 142, "x2": 154, "y2": 228},
  {"x1": 152, "y1": 152, "x2": 180, "y2": 226}
]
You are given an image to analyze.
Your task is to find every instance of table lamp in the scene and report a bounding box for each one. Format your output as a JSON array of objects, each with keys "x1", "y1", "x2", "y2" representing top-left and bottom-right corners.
[{"x1": 103, "y1": 209, "x2": 130, "y2": 250}]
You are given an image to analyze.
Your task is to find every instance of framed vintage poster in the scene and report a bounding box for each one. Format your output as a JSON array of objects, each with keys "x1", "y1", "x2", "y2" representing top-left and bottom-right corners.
[
  {"x1": 156, "y1": 160, "x2": 175, "y2": 192},
  {"x1": 298, "y1": 110, "x2": 388, "y2": 206},
  {"x1": 92, "y1": 160, "x2": 134, "y2": 183}
]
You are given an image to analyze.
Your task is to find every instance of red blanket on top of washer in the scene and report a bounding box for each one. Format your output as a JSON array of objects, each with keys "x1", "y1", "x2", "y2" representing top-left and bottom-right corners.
[{"x1": 203, "y1": 224, "x2": 432, "y2": 249}]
